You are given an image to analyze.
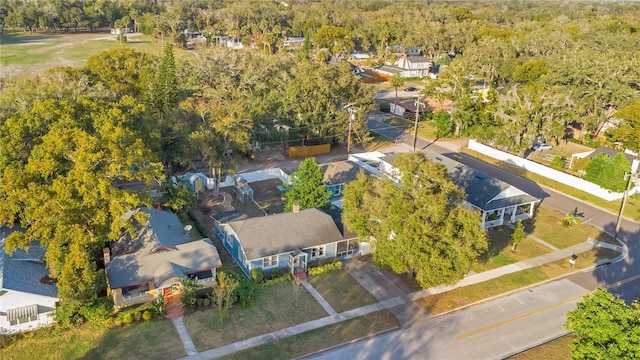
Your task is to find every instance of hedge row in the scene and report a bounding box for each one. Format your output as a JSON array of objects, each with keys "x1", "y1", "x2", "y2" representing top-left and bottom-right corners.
[{"x1": 308, "y1": 261, "x2": 342, "y2": 276}]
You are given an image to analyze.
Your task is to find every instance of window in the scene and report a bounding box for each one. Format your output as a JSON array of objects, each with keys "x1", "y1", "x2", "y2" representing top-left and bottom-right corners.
[
  {"x1": 337, "y1": 240, "x2": 359, "y2": 257},
  {"x1": 333, "y1": 185, "x2": 342, "y2": 196},
  {"x1": 263, "y1": 255, "x2": 278, "y2": 269},
  {"x1": 311, "y1": 246, "x2": 325, "y2": 258}
]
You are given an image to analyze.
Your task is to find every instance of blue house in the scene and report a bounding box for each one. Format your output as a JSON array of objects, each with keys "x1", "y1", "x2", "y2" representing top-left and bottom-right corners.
[
  {"x1": 320, "y1": 160, "x2": 361, "y2": 198},
  {"x1": 213, "y1": 208, "x2": 363, "y2": 278}
]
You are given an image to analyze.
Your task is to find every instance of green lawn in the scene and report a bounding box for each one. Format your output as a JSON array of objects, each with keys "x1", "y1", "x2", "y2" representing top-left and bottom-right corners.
[
  {"x1": 526, "y1": 206, "x2": 615, "y2": 248},
  {"x1": 183, "y1": 281, "x2": 327, "y2": 352},
  {"x1": 417, "y1": 248, "x2": 620, "y2": 315},
  {"x1": 510, "y1": 334, "x2": 573, "y2": 360},
  {"x1": 0, "y1": 30, "x2": 194, "y2": 78},
  {"x1": 0, "y1": 320, "x2": 185, "y2": 360},
  {"x1": 307, "y1": 270, "x2": 378, "y2": 313},
  {"x1": 461, "y1": 148, "x2": 640, "y2": 222},
  {"x1": 222, "y1": 310, "x2": 399, "y2": 360},
  {"x1": 474, "y1": 226, "x2": 552, "y2": 273}
]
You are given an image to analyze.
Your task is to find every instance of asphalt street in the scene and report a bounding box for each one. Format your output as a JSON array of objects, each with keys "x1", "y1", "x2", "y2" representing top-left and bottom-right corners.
[{"x1": 305, "y1": 115, "x2": 640, "y2": 359}]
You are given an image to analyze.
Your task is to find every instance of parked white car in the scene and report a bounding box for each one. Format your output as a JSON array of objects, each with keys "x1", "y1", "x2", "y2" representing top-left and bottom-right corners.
[{"x1": 532, "y1": 143, "x2": 552, "y2": 151}]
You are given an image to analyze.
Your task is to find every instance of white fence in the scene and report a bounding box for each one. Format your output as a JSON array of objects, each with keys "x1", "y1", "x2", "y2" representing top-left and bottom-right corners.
[
  {"x1": 468, "y1": 140, "x2": 628, "y2": 201},
  {"x1": 219, "y1": 168, "x2": 291, "y2": 188}
]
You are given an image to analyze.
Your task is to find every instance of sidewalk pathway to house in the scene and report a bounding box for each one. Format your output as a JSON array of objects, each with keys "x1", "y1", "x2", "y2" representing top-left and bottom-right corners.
[
  {"x1": 172, "y1": 316, "x2": 198, "y2": 356},
  {"x1": 409, "y1": 238, "x2": 627, "y2": 301},
  {"x1": 343, "y1": 256, "x2": 431, "y2": 328},
  {"x1": 177, "y1": 297, "x2": 403, "y2": 360},
  {"x1": 301, "y1": 280, "x2": 338, "y2": 316}
]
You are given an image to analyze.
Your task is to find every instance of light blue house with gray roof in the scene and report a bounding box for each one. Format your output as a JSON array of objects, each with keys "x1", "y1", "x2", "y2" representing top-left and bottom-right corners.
[{"x1": 0, "y1": 227, "x2": 58, "y2": 334}]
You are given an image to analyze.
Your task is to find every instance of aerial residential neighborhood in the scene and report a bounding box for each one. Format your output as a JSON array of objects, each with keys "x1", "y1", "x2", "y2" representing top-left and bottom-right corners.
[{"x1": 1, "y1": 1, "x2": 640, "y2": 359}]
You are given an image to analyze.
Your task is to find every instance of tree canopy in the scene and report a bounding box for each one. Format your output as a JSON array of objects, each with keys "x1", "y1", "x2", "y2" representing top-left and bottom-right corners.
[
  {"x1": 342, "y1": 152, "x2": 488, "y2": 288},
  {"x1": 566, "y1": 288, "x2": 640, "y2": 359},
  {"x1": 283, "y1": 157, "x2": 331, "y2": 212},
  {"x1": 584, "y1": 152, "x2": 630, "y2": 192}
]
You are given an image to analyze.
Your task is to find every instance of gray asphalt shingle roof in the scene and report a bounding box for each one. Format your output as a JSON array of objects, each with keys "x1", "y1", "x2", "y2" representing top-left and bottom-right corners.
[
  {"x1": 106, "y1": 208, "x2": 222, "y2": 289},
  {"x1": 111, "y1": 207, "x2": 193, "y2": 257},
  {"x1": 106, "y1": 238, "x2": 222, "y2": 289},
  {"x1": 0, "y1": 227, "x2": 58, "y2": 298},
  {"x1": 382, "y1": 151, "x2": 539, "y2": 211},
  {"x1": 321, "y1": 161, "x2": 361, "y2": 186},
  {"x1": 228, "y1": 208, "x2": 345, "y2": 260}
]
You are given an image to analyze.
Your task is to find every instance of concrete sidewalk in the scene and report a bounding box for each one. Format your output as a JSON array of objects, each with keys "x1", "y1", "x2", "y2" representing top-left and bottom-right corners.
[
  {"x1": 409, "y1": 239, "x2": 627, "y2": 301},
  {"x1": 177, "y1": 297, "x2": 404, "y2": 360}
]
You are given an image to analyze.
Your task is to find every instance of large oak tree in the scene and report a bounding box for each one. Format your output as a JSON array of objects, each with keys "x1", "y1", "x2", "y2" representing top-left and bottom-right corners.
[{"x1": 342, "y1": 152, "x2": 488, "y2": 288}]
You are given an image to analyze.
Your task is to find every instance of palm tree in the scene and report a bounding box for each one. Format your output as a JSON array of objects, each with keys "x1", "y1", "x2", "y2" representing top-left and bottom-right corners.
[{"x1": 389, "y1": 73, "x2": 405, "y2": 106}]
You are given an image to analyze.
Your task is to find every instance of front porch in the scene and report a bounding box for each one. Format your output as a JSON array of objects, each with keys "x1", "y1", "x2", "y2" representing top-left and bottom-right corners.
[{"x1": 481, "y1": 203, "x2": 535, "y2": 229}]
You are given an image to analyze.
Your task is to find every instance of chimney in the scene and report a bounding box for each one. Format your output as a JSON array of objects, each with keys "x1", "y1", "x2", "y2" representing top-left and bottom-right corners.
[
  {"x1": 293, "y1": 203, "x2": 300, "y2": 213},
  {"x1": 103, "y1": 248, "x2": 111, "y2": 264}
]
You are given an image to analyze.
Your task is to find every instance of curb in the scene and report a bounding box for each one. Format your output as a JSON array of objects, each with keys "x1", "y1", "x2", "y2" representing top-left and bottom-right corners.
[
  {"x1": 501, "y1": 332, "x2": 573, "y2": 359},
  {"x1": 427, "y1": 260, "x2": 610, "y2": 319},
  {"x1": 294, "y1": 325, "x2": 401, "y2": 360}
]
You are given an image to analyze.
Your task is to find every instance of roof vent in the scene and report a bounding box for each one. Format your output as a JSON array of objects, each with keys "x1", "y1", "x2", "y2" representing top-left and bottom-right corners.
[{"x1": 184, "y1": 225, "x2": 192, "y2": 235}]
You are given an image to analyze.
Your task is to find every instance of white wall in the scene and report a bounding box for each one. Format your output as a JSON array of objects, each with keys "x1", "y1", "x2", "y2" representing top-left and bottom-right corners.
[
  {"x1": 468, "y1": 140, "x2": 627, "y2": 201},
  {"x1": 219, "y1": 168, "x2": 291, "y2": 188}
]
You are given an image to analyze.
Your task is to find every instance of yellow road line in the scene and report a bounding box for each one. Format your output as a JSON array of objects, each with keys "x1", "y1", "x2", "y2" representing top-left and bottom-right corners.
[
  {"x1": 456, "y1": 272, "x2": 640, "y2": 341},
  {"x1": 456, "y1": 294, "x2": 583, "y2": 340}
]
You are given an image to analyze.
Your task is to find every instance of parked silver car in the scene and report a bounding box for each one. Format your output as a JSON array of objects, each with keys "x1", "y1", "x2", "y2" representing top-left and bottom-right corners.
[{"x1": 532, "y1": 143, "x2": 552, "y2": 151}]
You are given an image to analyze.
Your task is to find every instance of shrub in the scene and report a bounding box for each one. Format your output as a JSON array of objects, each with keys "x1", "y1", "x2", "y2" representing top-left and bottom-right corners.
[
  {"x1": 122, "y1": 313, "x2": 133, "y2": 325},
  {"x1": 133, "y1": 311, "x2": 142, "y2": 322},
  {"x1": 142, "y1": 310, "x2": 152, "y2": 321},
  {"x1": 308, "y1": 260, "x2": 343, "y2": 276},
  {"x1": 550, "y1": 155, "x2": 565, "y2": 170},
  {"x1": 379, "y1": 102, "x2": 390, "y2": 112},
  {"x1": 229, "y1": 271, "x2": 257, "y2": 307},
  {"x1": 262, "y1": 273, "x2": 292, "y2": 287},
  {"x1": 203, "y1": 298, "x2": 211, "y2": 307},
  {"x1": 197, "y1": 298, "x2": 204, "y2": 307},
  {"x1": 114, "y1": 317, "x2": 123, "y2": 327},
  {"x1": 250, "y1": 268, "x2": 264, "y2": 283}
]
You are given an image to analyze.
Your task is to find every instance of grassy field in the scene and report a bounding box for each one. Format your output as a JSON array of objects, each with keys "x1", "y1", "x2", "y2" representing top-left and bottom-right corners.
[
  {"x1": 222, "y1": 310, "x2": 399, "y2": 360},
  {"x1": 509, "y1": 334, "x2": 573, "y2": 360},
  {"x1": 526, "y1": 205, "x2": 615, "y2": 248},
  {"x1": 416, "y1": 247, "x2": 620, "y2": 315},
  {"x1": 307, "y1": 270, "x2": 378, "y2": 313},
  {"x1": 1, "y1": 320, "x2": 186, "y2": 360},
  {"x1": 474, "y1": 226, "x2": 552, "y2": 273},
  {"x1": 183, "y1": 281, "x2": 326, "y2": 352},
  {"x1": 461, "y1": 148, "x2": 640, "y2": 222},
  {"x1": 0, "y1": 30, "x2": 192, "y2": 79}
]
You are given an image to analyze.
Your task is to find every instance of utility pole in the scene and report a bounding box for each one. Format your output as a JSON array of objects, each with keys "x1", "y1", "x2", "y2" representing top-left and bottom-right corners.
[
  {"x1": 347, "y1": 111, "x2": 354, "y2": 154},
  {"x1": 413, "y1": 96, "x2": 421, "y2": 151},
  {"x1": 614, "y1": 172, "x2": 634, "y2": 241}
]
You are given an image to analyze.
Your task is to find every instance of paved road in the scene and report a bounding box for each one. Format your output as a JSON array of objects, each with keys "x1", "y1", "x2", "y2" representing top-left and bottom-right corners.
[
  {"x1": 375, "y1": 89, "x2": 423, "y2": 100},
  {"x1": 306, "y1": 116, "x2": 640, "y2": 359}
]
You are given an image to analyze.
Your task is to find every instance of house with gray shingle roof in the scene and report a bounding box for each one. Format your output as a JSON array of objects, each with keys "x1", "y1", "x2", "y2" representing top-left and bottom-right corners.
[
  {"x1": 349, "y1": 150, "x2": 540, "y2": 228},
  {"x1": 320, "y1": 160, "x2": 362, "y2": 198},
  {"x1": 104, "y1": 208, "x2": 222, "y2": 309},
  {"x1": 0, "y1": 227, "x2": 58, "y2": 334},
  {"x1": 214, "y1": 208, "x2": 361, "y2": 278}
]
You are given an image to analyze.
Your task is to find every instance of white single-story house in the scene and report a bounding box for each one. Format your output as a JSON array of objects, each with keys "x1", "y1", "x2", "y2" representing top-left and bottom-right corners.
[
  {"x1": 348, "y1": 151, "x2": 540, "y2": 228},
  {"x1": 0, "y1": 227, "x2": 58, "y2": 334}
]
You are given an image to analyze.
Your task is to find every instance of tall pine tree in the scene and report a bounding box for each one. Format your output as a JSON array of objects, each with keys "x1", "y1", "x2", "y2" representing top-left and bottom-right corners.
[{"x1": 152, "y1": 43, "x2": 178, "y2": 116}]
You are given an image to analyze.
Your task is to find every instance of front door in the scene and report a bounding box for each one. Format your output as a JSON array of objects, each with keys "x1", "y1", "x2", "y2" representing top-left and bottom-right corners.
[{"x1": 163, "y1": 287, "x2": 172, "y2": 298}]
